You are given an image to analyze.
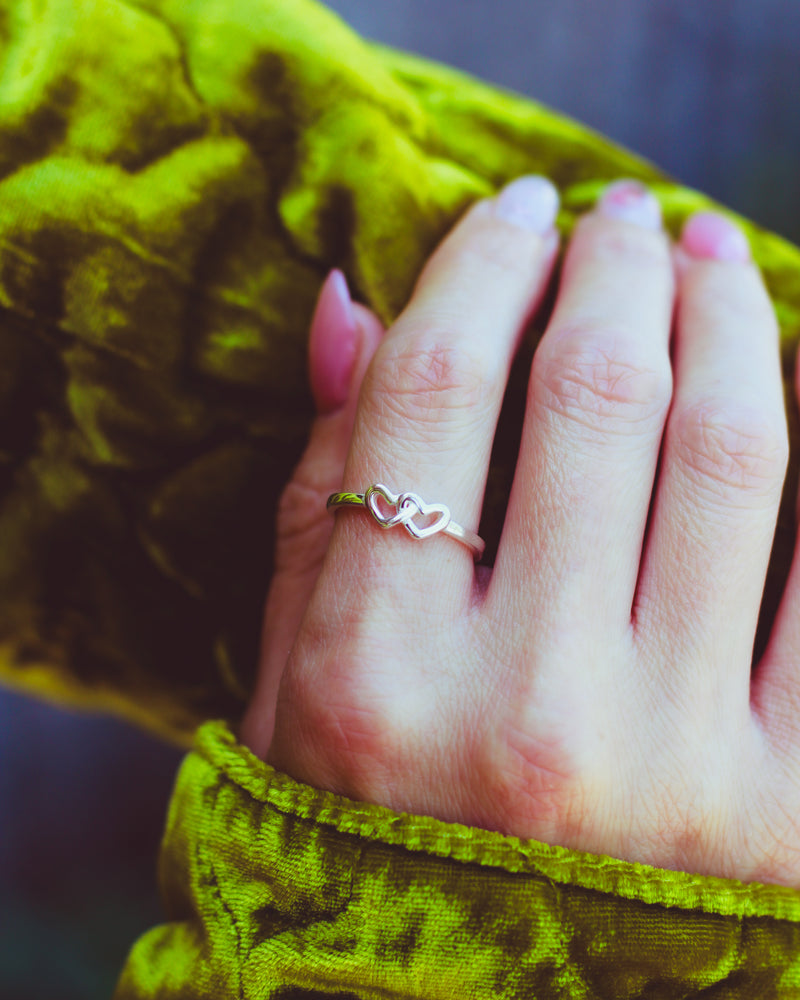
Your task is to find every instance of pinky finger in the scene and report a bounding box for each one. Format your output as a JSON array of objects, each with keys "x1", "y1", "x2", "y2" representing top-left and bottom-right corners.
[{"x1": 301, "y1": 269, "x2": 386, "y2": 513}]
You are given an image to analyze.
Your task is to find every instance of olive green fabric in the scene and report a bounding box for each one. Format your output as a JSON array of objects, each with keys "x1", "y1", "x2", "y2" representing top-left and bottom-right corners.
[
  {"x1": 2, "y1": 0, "x2": 799, "y2": 991},
  {"x1": 1, "y1": 0, "x2": 800, "y2": 745},
  {"x1": 114, "y1": 720, "x2": 800, "y2": 998}
]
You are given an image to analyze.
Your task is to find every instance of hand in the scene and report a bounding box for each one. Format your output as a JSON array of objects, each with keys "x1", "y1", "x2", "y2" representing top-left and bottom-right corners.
[{"x1": 244, "y1": 175, "x2": 800, "y2": 888}]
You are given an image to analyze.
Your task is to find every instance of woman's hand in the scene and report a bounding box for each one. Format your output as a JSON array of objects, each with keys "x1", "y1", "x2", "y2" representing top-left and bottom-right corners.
[{"x1": 242, "y1": 175, "x2": 800, "y2": 888}]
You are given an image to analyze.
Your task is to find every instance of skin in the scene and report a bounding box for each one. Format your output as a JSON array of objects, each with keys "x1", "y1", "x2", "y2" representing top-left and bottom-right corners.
[{"x1": 241, "y1": 176, "x2": 800, "y2": 888}]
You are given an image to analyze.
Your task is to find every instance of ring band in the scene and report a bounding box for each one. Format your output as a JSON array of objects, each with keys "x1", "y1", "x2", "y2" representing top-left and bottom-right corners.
[{"x1": 327, "y1": 483, "x2": 485, "y2": 560}]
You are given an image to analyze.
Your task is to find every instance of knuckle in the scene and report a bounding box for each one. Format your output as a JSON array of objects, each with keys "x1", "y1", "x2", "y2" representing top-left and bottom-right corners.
[
  {"x1": 670, "y1": 397, "x2": 788, "y2": 496},
  {"x1": 367, "y1": 333, "x2": 488, "y2": 428},
  {"x1": 531, "y1": 327, "x2": 671, "y2": 434}
]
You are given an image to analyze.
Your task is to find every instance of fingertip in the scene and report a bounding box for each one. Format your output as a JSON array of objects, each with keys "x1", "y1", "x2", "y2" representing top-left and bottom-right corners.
[
  {"x1": 680, "y1": 211, "x2": 751, "y2": 263},
  {"x1": 596, "y1": 179, "x2": 663, "y2": 230},
  {"x1": 493, "y1": 174, "x2": 560, "y2": 235}
]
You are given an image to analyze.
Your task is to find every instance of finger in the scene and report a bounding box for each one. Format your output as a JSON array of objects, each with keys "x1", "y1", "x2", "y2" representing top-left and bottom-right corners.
[
  {"x1": 634, "y1": 212, "x2": 786, "y2": 708},
  {"x1": 333, "y1": 175, "x2": 561, "y2": 600},
  {"x1": 278, "y1": 270, "x2": 385, "y2": 579},
  {"x1": 241, "y1": 270, "x2": 384, "y2": 757},
  {"x1": 309, "y1": 270, "x2": 385, "y2": 421},
  {"x1": 749, "y1": 343, "x2": 800, "y2": 749},
  {"x1": 492, "y1": 181, "x2": 674, "y2": 634}
]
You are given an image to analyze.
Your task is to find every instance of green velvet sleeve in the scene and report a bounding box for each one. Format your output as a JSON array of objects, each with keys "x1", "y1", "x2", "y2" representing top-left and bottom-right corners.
[
  {"x1": 113, "y1": 720, "x2": 800, "y2": 998},
  {"x1": 1, "y1": 0, "x2": 799, "y2": 745}
]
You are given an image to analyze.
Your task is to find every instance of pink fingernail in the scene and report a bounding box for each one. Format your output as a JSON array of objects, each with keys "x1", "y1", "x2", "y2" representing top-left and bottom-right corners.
[
  {"x1": 597, "y1": 180, "x2": 662, "y2": 229},
  {"x1": 309, "y1": 269, "x2": 359, "y2": 415},
  {"x1": 681, "y1": 212, "x2": 751, "y2": 263}
]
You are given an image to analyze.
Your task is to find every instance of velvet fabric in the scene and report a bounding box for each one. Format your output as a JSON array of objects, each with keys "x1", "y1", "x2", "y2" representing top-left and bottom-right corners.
[
  {"x1": 1, "y1": 0, "x2": 800, "y2": 993},
  {"x1": 1, "y1": 0, "x2": 799, "y2": 745},
  {"x1": 115, "y1": 721, "x2": 800, "y2": 998}
]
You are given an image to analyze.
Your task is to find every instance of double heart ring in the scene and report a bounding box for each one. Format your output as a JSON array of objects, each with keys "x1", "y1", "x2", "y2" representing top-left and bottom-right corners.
[{"x1": 327, "y1": 483, "x2": 485, "y2": 560}]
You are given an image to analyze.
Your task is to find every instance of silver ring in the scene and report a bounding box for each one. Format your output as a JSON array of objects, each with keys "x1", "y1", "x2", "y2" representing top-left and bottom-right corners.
[{"x1": 327, "y1": 483, "x2": 485, "y2": 560}]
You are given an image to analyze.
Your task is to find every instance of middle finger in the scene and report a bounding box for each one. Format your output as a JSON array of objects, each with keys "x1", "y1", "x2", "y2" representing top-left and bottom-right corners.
[{"x1": 492, "y1": 182, "x2": 675, "y2": 635}]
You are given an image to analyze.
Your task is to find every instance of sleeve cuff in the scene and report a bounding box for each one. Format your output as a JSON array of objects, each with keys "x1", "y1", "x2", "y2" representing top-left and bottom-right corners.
[{"x1": 115, "y1": 719, "x2": 800, "y2": 998}]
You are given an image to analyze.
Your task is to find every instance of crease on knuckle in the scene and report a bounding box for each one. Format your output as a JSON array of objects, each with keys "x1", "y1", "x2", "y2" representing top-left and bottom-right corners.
[
  {"x1": 368, "y1": 337, "x2": 489, "y2": 428},
  {"x1": 670, "y1": 398, "x2": 788, "y2": 498},
  {"x1": 532, "y1": 329, "x2": 671, "y2": 434}
]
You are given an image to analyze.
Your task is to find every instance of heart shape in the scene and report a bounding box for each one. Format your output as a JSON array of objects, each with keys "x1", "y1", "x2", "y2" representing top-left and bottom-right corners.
[
  {"x1": 364, "y1": 483, "x2": 451, "y2": 540},
  {"x1": 397, "y1": 493, "x2": 451, "y2": 540},
  {"x1": 365, "y1": 483, "x2": 406, "y2": 528}
]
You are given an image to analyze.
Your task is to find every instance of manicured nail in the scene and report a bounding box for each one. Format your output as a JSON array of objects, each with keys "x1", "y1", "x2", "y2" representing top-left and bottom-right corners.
[
  {"x1": 328, "y1": 268, "x2": 358, "y2": 333},
  {"x1": 309, "y1": 269, "x2": 359, "y2": 415},
  {"x1": 597, "y1": 180, "x2": 662, "y2": 229},
  {"x1": 493, "y1": 175, "x2": 559, "y2": 233},
  {"x1": 681, "y1": 211, "x2": 751, "y2": 263}
]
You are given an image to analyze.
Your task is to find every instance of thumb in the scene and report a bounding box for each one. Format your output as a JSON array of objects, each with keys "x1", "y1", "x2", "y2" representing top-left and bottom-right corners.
[{"x1": 241, "y1": 270, "x2": 384, "y2": 757}]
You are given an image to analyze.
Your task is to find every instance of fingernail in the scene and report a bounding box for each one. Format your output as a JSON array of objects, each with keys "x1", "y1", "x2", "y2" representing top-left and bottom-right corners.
[
  {"x1": 493, "y1": 175, "x2": 560, "y2": 233},
  {"x1": 681, "y1": 211, "x2": 751, "y2": 263},
  {"x1": 309, "y1": 269, "x2": 360, "y2": 415},
  {"x1": 330, "y1": 268, "x2": 358, "y2": 331},
  {"x1": 597, "y1": 179, "x2": 662, "y2": 229}
]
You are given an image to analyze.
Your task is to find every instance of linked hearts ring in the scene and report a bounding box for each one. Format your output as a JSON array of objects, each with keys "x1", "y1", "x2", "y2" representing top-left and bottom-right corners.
[{"x1": 327, "y1": 483, "x2": 485, "y2": 559}]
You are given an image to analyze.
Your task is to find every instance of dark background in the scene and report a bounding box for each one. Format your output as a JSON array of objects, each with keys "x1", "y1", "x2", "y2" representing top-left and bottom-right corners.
[{"x1": 2, "y1": 2, "x2": 800, "y2": 997}]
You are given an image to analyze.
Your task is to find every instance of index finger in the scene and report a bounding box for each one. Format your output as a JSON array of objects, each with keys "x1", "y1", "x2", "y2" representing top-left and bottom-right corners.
[{"x1": 331, "y1": 175, "x2": 561, "y2": 602}]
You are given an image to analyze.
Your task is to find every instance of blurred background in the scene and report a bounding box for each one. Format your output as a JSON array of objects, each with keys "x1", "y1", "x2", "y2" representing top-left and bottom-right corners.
[{"x1": 2, "y1": 1, "x2": 800, "y2": 997}]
